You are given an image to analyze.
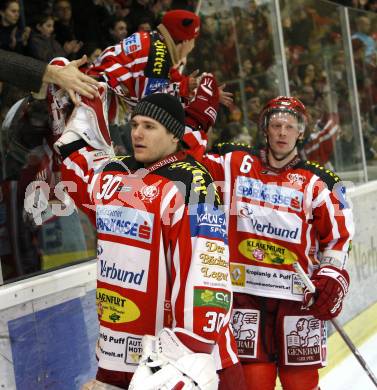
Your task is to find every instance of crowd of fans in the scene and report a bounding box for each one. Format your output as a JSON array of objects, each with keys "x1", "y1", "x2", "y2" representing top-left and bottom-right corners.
[
  {"x1": 333, "y1": 0, "x2": 377, "y2": 11},
  {"x1": 0, "y1": 0, "x2": 194, "y2": 117},
  {"x1": 185, "y1": 0, "x2": 377, "y2": 167}
]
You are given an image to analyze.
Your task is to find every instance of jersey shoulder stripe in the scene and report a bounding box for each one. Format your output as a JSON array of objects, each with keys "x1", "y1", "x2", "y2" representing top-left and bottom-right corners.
[
  {"x1": 158, "y1": 155, "x2": 221, "y2": 206},
  {"x1": 297, "y1": 160, "x2": 341, "y2": 190},
  {"x1": 101, "y1": 155, "x2": 141, "y2": 172},
  {"x1": 213, "y1": 142, "x2": 254, "y2": 155}
]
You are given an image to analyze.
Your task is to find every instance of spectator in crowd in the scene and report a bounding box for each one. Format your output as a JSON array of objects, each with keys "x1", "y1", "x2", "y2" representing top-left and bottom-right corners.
[
  {"x1": 102, "y1": 15, "x2": 128, "y2": 47},
  {"x1": 367, "y1": 0, "x2": 377, "y2": 11},
  {"x1": 135, "y1": 16, "x2": 153, "y2": 32},
  {"x1": 113, "y1": 0, "x2": 132, "y2": 20},
  {"x1": 151, "y1": 0, "x2": 173, "y2": 21},
  {"x1": 0, "y1": 0, "x2": 31, "y2": 53},
  {"x1": 28, "y1": 13, "x2": 67, "y2": 62},
  {"x1": 79, "y1": 41, "x2": 103, "y2": 65},
  {"x1": 71, "y1": 0, "x2": 113, "y2": 47},
  {"x1": 53, "y1": 0, "x2": 83, "y2": 59},
  {"x1": 128, "y1": 0, "x2": 156, "y2": 33},
  {"x1": 352, "y1": 15, "x2": 377, "y2": 64}
]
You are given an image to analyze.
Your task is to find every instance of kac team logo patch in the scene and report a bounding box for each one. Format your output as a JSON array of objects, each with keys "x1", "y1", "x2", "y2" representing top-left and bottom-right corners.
[{"x1": 139, "y1": 184, "x2": 159, "y2": 203}]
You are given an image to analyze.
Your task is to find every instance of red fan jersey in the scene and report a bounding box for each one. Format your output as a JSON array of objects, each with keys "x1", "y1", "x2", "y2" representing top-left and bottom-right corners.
[
  {"x1": 59, "y1": 144, "x2": 238, "y2": 372},
  {"x1": 301, "y1": 113, "x2": 339, "y2": 166},
  {"x1": 184, "y1": 128, "x2": 354, "y2": 301},
  {"x1": 87, "y1": 31, "x2": 176, "y2": 108}
]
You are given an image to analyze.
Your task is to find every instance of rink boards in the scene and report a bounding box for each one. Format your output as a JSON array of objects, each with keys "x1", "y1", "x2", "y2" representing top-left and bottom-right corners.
[{"x1": 0, "y1": 181, "x2": 377, "y2": 389}]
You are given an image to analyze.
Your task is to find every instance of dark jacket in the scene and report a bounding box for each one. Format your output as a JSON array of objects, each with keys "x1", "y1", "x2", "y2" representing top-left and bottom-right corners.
[
  {"x1": 28, "y1": 32, "x2": 66, "y2": 62},
  {"x1": 0, "y1": 49, "x2": 46, "y2": 91}
]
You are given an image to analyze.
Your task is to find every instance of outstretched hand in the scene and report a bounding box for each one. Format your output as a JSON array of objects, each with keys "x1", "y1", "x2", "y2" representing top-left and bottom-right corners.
[
  {"x1": 44, "y1": 55, "x2": 100, "y2": 105},
  {"x1": 219, "y1": 83, "x2": 233, "y2": 108}
]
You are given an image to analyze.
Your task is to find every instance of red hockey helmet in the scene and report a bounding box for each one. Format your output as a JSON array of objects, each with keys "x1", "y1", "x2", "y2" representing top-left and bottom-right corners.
[{"x1": 259, "y1": 96, "x2": 307, "y2": 134}]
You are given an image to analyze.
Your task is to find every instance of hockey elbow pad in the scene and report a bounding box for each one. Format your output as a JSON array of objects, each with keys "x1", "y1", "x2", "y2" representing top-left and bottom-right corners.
[{"x1": 54, "y1": 82, "x2": 114, "y2": 156}]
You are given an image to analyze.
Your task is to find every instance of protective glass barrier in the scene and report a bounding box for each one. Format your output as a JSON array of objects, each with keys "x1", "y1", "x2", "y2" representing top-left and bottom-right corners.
[
  {"x1": 0, "y1": 96, "x2": 96, "y2": 284},
  {"x1": 281, "y1": 0, "x2": 365, "y2": 183},
  {"x1": 188, "y1": 0, "x2": 283, "y2": 147},
  {"x1": 348, "y1": 8, "x2": 377, "y2": 180}
]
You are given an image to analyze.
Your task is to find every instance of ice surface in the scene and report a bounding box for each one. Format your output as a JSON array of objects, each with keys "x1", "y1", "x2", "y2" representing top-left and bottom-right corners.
[{"x1": 320, "y1": 332, "x2": 377, "y2": 390}]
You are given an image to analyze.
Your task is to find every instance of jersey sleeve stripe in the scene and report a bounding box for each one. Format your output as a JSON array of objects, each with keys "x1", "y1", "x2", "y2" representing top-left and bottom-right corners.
[
  {"x1": 324, "y1": 196, "x2": 340, "y2": 248},
  {"x1": 155, "y1": 235, "x2": 168, "y2": 333},
  {"x1": 171, "y1": 204, "x2": 184, "y2": 227},
  {"x1": 62, "y1": 157, "x2": 89, "y2": 184},
  {"x1": 104, "y1": 63, "x2": 123, "y2": 73},
  {"x1": 170, "y1": 240, "x2": 181, "y2": 328},
  {"x1": 160, "y1": 185, "x2": 179, "y2": 216}
]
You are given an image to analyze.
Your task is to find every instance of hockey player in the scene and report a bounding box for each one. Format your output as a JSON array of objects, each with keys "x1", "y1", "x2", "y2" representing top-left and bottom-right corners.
[
  {"x1": 54, "y1": 85, "x2": 243, "y2": 389},
  {"x1": 184, "y1": 76, "x2": 354, "y2": 390}
]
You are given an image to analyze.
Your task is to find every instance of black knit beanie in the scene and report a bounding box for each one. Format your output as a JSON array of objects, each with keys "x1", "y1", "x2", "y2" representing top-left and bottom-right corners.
[{"x1": 131, "y1": 93, "x2": 185, "y2": 139}]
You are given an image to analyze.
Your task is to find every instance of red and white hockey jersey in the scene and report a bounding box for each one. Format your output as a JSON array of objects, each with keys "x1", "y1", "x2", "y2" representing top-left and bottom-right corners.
[
  {"x1": 184, "y1": 129, "x2": 354, "y2": 301},
  {"x1": 59, "y1": 144, "x2": 238, "y2": 372},
  {"x1": 87, "y1": 30, "x2": 179, "y2": 109}
]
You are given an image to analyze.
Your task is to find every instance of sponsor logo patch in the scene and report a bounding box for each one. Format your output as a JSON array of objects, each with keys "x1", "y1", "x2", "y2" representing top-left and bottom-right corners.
[
  {"x1": 189, "y1": 203, "x2": 227, "y2": 240},
  {"x1": 287, "y1": 173, "x2": 306, "y2": 186},
  {"x1": 230, "y1": 264, "x2": 246, "y2": 287},
  {"x1": 231, "y1": 309, "x2": 259, "y2": 358},
  {"x1": 238, "y1": 238, "x2": 298, "y2": 265},
  {"x1": 200, "y1": 240, "x2": 228, "y2": 268},
  {"x1": 284, "y1": 316, "x2": 323, "y2": 365},
  {"x1": 194, "y1": 288, "x2": 231, "y2": 310},
  {"x1": 151, "y1": 39, "x2": 167, "y2": 76},
  {"x1": 122, "y1": 33, "x2": 142, "y2": 54},
  {"x1": 145, "y1": 78, "x2": 169, "y2": 95},
  {"x1": 125, "y1": 336, "x2": 142, "y2": 365},
  {"x1": 97, "y1": 240, "x2": 149, "y2": 292},
  {"x1": 237, "y1": 202, "x2": 302, "y2": 243},
  {"x1": 333, "y1": 183, "x2": 350, "y2": 210},
  {"x1": 236, "y1": 177, "x2": 303, "y2": 211},
  {"x1": 139, "y1": 184, "x2": 159, "y2": 203},
  {"x1": 96, "y1": 288, "x2": 140, "y2": 324},
  {"x1": 99, "y1": 260, "x2": 146, "y2": 286},
  {"x1": 96, "y1": 205, "x2": 154, "y2": 243}
]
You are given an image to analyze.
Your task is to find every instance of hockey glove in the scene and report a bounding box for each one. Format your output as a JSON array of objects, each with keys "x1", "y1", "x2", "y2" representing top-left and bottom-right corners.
[
  {"x1": 303, "y1": 265, "x2": 350, "y2": 320},
  {"x1": 185, "y1": 73, "x2": 219, "y2": 132},
  {"x1": 129, "y1": 327, "x2": 218, "y2": 390},
  {"x1": 54, "y1": 82, "x2": 114, "y2": 157}
]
